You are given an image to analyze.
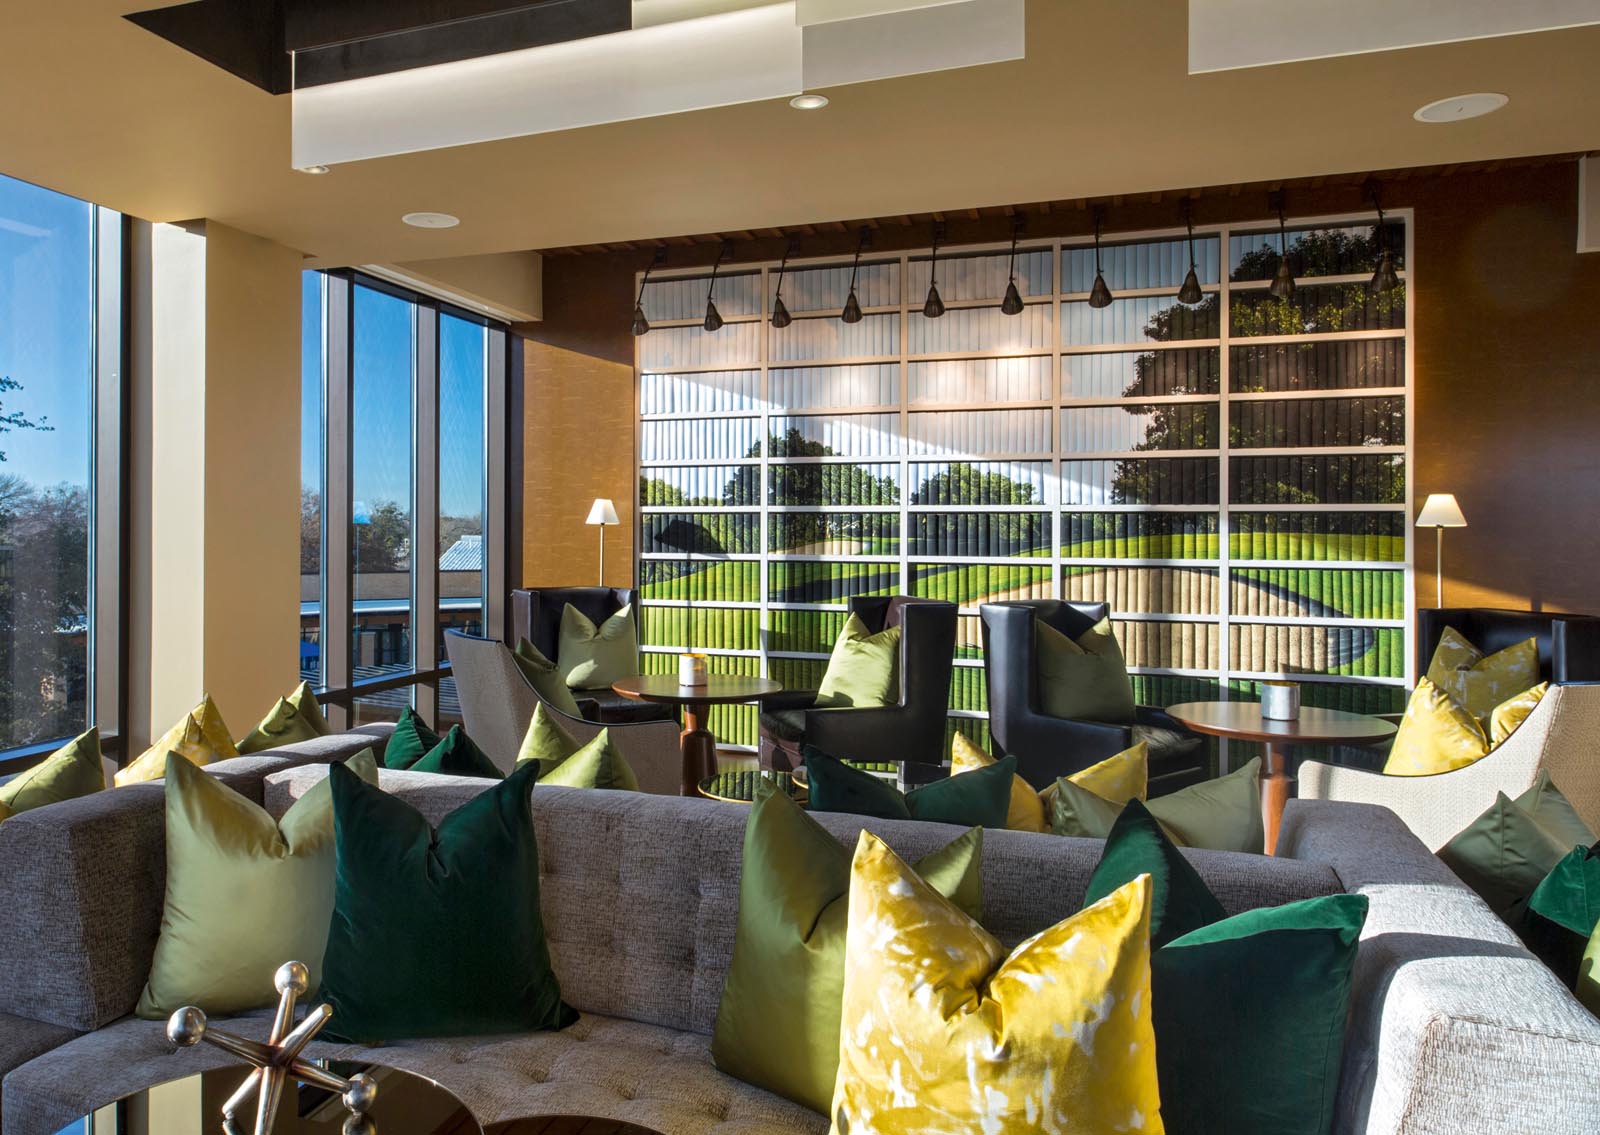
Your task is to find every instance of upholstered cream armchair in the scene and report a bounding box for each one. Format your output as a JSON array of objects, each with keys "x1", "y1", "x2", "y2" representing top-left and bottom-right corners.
[{"x1": 1300, "y1": 609, "x2": 1600, "y2": 850}]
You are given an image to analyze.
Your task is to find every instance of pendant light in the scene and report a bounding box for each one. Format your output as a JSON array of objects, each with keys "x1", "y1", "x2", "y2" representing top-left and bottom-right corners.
[
  {"x1": 631, "y1": 248, "x2": 665, "y2": 337},
  {"x1": 1088, "y1": 208, "x2": 1113, "y2": 309},
  {"x1": 770, "y1": 236, "x2": 797, "y2": 329},
  {"x1": 1000, "y1": 214, "x2": 1025, "y2": 315},
  {"x1": 1177, "y1": 199, "x2": 1203, "y2": 305},
  {"x1": 841, "y1": 227, "x2": 868, "y2": 324},
  {"x1": 1368, "y1": 180, "x2": 1401, "y2": 293},
  {"x1": 923, "y1": 222, "x2": 946, "y2": 318},
  {"x1": 702, "y1": 241, "x2": 727, "y2": 332},
  {"x1": 1268, "y1": 191, "x2": 1296, "y2": 302}
]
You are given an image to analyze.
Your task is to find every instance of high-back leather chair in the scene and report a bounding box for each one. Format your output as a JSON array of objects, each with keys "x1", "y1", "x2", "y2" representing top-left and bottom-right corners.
[
  {"x1": 980, "y1": 599, "x2": 1205, "y2": 795},
  {"x1": 759, "y1": 596, "x2": 957, "y2": 775},
  {"x1": 1417, "y1": 607, "x2": 1600, "y2": 685},
  {"x1": 509, "y1": 587, "x2": 669, "y2": 724}
]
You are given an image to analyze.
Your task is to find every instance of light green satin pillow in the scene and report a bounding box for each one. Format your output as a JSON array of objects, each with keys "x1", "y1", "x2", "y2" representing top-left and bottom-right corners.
[
  {"x1": 0, "y1": 728, "x2": 105, "y2": 814},
  {"x1": 236, "y1": 681, "x2": 332, "y2": 754},
  {"x1": 557, "y1": 604, "x2": 639, "y2": 690},
  {"x1": 535, "y1": 728, "x2": 638, "y2": 791},
  {"x1": 815, "y1": 612, "x2": 900, "y2": 708},
  {"x1": 711, "y1": 786, "x2": 982, "y2": 1114},
  {"x1": 135, "y1": 749, "x2": 379, "y2": 1019},
  {"x1": 512, "y1": 638, "x2": 584, "y2": 717},
  {"x1": 1053, "y1": 756, "x2": 1264, "y2": 854},
  {"x1": 516, "y1": 701, "x2": 585, "y2": 777}
]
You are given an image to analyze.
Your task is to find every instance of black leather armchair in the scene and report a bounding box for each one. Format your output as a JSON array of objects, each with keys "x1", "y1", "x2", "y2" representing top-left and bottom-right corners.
[
  {"x1": 759, "y1": 596, "x2": 957, "y2": 775},
  {"x1": 509, "y1": 586, "x2": 672, "y2": 724},
  {"x1": 1417, "y1": 607, "x2": 1600, "y2": 685},
  {"x1": 980, "y1": 600, "x2": 1205, "y2": 795}
]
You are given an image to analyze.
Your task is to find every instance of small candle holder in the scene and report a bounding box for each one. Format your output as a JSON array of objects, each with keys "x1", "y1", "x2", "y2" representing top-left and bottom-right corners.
[
  {"x1": 678, "y1": 652, "x2": 709, "y2": 686},
  {"x1": 1260, "y1": 680, "x2": 1301, "y2": 721}
]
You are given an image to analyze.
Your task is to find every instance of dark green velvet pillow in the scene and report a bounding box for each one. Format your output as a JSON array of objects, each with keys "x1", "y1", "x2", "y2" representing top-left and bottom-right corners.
[
  {"x1": 1082, "y1": 798, "x2": 1226, "y2": 948},
  {"x1": 319, "y1": 760, "x2": 573, "y2": 1041},
  {"x1": 1524, "y1": 842, "x2": 1600, "y2": 988},
  {"x1": 408, "y1": 725, "x2": 504, "y2": 780},
  {"x1": 1083, "y1": 804, "x2": 1369, "y2": 1135},
  {"x1": 802, "y1": 745, "x2": 1014, "y2": 829},
  {"x1": 382, "y1": 706, "x2": 442, "y2": 770}
]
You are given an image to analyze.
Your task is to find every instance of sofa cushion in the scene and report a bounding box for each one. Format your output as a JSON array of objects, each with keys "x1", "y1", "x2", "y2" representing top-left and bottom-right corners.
[{"x1": 1, "y1": 1012, "x2": 828, "y2": 1135}]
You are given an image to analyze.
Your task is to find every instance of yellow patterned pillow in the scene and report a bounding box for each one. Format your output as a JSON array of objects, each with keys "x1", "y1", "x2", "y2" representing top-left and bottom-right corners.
[
  {"x1": 832, "y1": 830, "x2": 1163, "y2": 1134},
  {"x1": 116, "y1": 696, "x2": 238, "y2": 786},
  {"x1": 1489, "y1": 681, "x2": 1548, "y2": 745},
  {"x1": 952, "y1": 735, "x2": 1148, "y2": 834},
  {"x1": 1383, "y1": 679, "x2": 1489, "y2": 777},
  {"x1": 1425, "y1": 628, "x2": 1540, "y2": 723}
]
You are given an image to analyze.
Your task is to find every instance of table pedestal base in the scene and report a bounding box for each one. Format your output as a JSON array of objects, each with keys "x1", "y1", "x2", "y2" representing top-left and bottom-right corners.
[
  {"x1": 680, "y1": 703, "x2": 718, "y2": 796},
  {"x1": 1261, "y1": 741, "x2": 1293, "y2": 855}
]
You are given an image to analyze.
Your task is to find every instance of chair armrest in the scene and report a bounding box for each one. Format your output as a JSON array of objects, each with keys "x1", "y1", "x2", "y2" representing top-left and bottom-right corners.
[
  {"x1": 575, "y1": 697, "x2": 602, "y2": 722},
  {"x1": 995, "y1": 710, "x2": 1135, "y2": 789},
  {"x1": 763, "y1": 688, "x2": 820, "y2": 713},
  {"x1": 804, "y1": 703, "x2": 916, "y2": 763},
  {"x1": 605, "y1": 718, "x2": 685, "y2": 796}
]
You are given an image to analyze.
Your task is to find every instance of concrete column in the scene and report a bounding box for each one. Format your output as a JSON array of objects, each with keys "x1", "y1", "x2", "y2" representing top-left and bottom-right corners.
[{"x1": 128, "y1": 220, "x2": 303, "y2": 751}]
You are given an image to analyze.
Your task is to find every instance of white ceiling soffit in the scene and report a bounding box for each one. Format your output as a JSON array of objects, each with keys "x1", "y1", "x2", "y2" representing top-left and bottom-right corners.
[
  {"x1": 1189, "y1": 0, "x2": 1600, "y2": 73},
  {"x1": 291, "y1": 0, "x2": 1024, "y2": 168}
]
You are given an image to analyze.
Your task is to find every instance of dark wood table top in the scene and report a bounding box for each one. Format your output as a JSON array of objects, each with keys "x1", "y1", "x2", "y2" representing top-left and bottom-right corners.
[
  {"x1": 611, "y1": 673, "x2": 782, "y2": 706},
  {"x1": 1166, "y1": 700, "x2": 1398, "y2": 745}
]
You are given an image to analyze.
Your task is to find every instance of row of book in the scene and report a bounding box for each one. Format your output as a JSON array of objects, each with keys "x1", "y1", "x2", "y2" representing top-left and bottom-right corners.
[
  {"x1": 1231, "y1": 568, "x2": 1405, "y2": 620},
  {"x1": 1114, "y1": 619, "x2": 1220, "y2": 672},
  {"x1": 905, "y1": 514, "x2": 1051, "y2": 558},
  {"x1": 1228, "y1": 514, "x2": 1405, "y2": 562},
  {"x1": 1060, "y1": 511, "x2": 1219, "y2": 559},
  {"x1": 1228, "y1": 624, "x2": 1404, "y2": 679},
  {"x1": 1061, "y1": 566, "x2": 1219, "y2": 616},
  {"x1": 1230, "y1": 338, "x2": 1404, "y2": 393},
  {"x1": 949, "y1": 667, "x2": 989, "y2": 714},
  {"x1": 640, "y1": 606, "x2": 761, "y2": 652},
  {"x1": 908, "y1": 564, "x2": 1053, "y2": 605},
  {"x1": 1228, "y1": 454, "x2": 1405, "y2": 506},
  {"x1": 1229, "y1": 396, "x2": 1403, "y2": 449}
]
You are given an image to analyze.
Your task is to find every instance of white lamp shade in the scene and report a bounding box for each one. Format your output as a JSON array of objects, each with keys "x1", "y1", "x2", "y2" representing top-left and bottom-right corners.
[
  {"x1": 586, "y1": 498, "x2": 621, "y2": 526},
  {"x1": 1415, "y1": 493, "x2": 1467, "y2": 528}
]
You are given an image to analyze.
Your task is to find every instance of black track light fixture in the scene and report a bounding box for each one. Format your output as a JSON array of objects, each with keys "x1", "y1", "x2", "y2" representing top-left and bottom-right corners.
[
  {"x1": 1088, "y1": 208, "x2": 1113, "y2": 309},
  {"x1": 770, "y1": 236, "x2": 798, "y2": 329},
  {"x1": 1367, "y1": 180, "x2": 1401, "y2": 294},
  {"x1": 1268, "y1": 191, "x2": 1296, "y2": 302},
  {"x1": 632, "y1": 248, "x2": 665, "y2": 337},
  {"x1": 923, "y1": 222, "x2": 946, "y2": 319},
  {"x1": 702, "y1": 242, "x2": 727, "y2": 332},
  {"x1": 1177, "y1": 199, "x2": 1203, "y2": 305},
  {"x1": 841, "y1": 227, "x2": 869, "y2": 324},
  {"x1": 1000, "y1": 214, "x2": 1025, "y2": 315}
]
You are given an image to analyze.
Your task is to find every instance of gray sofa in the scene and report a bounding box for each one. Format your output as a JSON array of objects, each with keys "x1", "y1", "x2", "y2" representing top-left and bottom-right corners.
[{"x1": 1, "y1": 733, "x2": 1597, "y2": 1135}]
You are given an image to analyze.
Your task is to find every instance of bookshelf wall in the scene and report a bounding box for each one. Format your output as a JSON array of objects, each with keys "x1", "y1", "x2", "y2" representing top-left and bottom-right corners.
[{"x1": 634, "y1": 215, "x2": 1413, "y2": 756}]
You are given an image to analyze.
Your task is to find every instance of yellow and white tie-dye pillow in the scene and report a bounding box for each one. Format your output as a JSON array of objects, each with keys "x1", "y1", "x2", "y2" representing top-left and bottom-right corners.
[
  {"x1": 831, "y1": 830, "x2": 1163, "y2": 1135},
  {"x1": 1425, "y1": 627, "x2": 1540, "y2": 723}
]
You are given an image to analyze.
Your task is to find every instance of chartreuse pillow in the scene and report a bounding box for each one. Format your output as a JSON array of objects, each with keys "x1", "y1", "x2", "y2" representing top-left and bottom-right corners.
[
  {"x1": 0, "y1": 728, "x2": 105, "y2": 814},
  {"x1": 803, "y1": 744, "x2": 1013, "y2": 829},
  {"x1": 948, "y1": 733, "x2": 1148, "y2": 834},
  {"x1": 1035, "y1": 615, "x2": 1136, "y2": 724},
  {"x1": 236, "y1": 681, "x2": 331, "y2": 755},
  {"x1": 1490, "y1": 682, "x2": 1548, "y2": 745},
  {"x1": 832, "y1": 831, "x2": 1160, "y2": 1132},
  {"x1": 711, "y1": 786, "x2": 982, "y2": 1113},
  {"x1": 1053, "y1": 756, "x2": 1264, "y2": 853},
  {"x1": 409, "y1": 725, "x2": 504, "y2": 780},
  {"x1": 814, "y1": 613, "x2": 900, "y2": 708},
  {"x1": 1083, "y1": 803, "x2": 1369, "y2": 1135},
  {"x1": 320, "y1": 760, "x2": 575, "y2": 1041},
  {"x1": 1524, "y1": 843, "x2": 1600, "y2": 988},
  {"x1": 382, "y1": 706, "x2": 442, "y2": 770},
  {"x1": 516, "y1": 701, "x2": 584, "y2": 776},
  {"x1": 116, "y1": 696, "x2": 238, "y2": 785},
  {"x1": 536, "y1": 729, "x2": 638, "y2": 791},
  {"x1": 1580, "y1": 922, "x2": 1600, "y2": 1013},
  {"x1": 136, "y1": 749, "x2": 379, "y2": 1019},
  {"x1": 1437, "y1": 791, "x2": 1571, "y2": 920},
  {"x1": 1426, "y1": 627, "x2": 1541, "y2": 723},
  {"x1": 512, "y1": 638, "x2": 584, "y2": 717},
  {"x1": 558, "y1": 602, "x2": 638, "y2": 690}
]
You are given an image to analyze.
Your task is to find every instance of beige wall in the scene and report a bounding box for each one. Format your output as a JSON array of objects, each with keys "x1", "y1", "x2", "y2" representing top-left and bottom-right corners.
[{"x1": 129, "y1": 220, "x2": 303, "y2": 750}]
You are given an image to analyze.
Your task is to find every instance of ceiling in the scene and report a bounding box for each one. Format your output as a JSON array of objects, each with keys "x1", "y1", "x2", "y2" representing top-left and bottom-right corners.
[{"x1": 4, "y1": 1, "x2": 1600, "y2": 265}]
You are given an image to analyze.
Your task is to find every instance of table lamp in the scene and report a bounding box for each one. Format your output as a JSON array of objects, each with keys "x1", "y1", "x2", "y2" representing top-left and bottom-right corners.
[
  {"x1": 585, "y1": 498, "x2": 620, "y2": 585},
  {"x1": 1415, "y1": 493, "x2": 1467, "y2": 608}
]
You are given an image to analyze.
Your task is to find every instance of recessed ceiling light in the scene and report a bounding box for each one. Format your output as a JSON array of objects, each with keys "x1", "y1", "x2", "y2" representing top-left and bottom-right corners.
[
  {"x1": 297, "y1": 164, "x2": 330, "y2": 175},
  {"x1": 1413, "y1": 92, "x2": 1508, "y2": 123},
  {"x1": 789, "y1": 93, "x2": 829, "y2": 110},
  {"x1": 402, "y1": 212, "x2": 461, "y2": 229}
]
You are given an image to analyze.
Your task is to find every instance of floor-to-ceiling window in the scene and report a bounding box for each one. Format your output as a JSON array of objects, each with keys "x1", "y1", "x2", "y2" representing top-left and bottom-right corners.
[
  {"x1": 0, "y1": 173, "x2": 123, "y2": 770},
  {"x1": 300, "y1": 271, "x2": 504, "y2": 729},
  {"x1": 634, "y1": 213, "x2": 1411, "y2": 762}
]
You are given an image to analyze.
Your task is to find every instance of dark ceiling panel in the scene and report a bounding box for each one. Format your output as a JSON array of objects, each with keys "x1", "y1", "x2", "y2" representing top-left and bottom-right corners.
[{"x1": 126, "y1": 0, "x2": 290, "y2": 94}]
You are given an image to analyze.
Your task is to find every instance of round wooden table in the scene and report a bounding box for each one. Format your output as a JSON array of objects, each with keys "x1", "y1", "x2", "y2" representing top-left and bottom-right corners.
[
  {"x1": 1165, "y1": 701, "x2": 1397, "y2": 855},
  {"x1": 611, "y1": 674, "x2": 783, "y2": 795}
]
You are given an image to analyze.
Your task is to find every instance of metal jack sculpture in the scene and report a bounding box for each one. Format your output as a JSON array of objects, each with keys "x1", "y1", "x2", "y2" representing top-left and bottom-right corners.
[{"x1": 166, "y1": 961, "x2": 378, "y2": 1135}]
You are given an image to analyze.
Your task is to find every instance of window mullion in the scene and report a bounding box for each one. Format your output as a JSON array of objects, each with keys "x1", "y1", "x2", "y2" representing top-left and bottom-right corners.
[
  {"x1": 323, "y1": 274, "x2": 354, "y2": 729},
  {"x1": 413, "y1": 305, "x2": 440, "y2": 726}
]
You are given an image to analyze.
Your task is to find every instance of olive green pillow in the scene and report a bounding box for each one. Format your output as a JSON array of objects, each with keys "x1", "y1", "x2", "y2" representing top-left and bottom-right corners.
[
  {"x1": 135, "y1": 749, "x2": 380, "y2": 1018},
  {"x1": 1438, "y1": 791, "x2": 1570, "y2": 920},
  {"x1": 1515, "y1": 770, "x2": 1596, "y2": 849},
  {"x1": 409, "y1": 725, "x2": 504, "y2": 780},
  {"x1": 536, "y1": 729, "x2": 638, "y2": 791},
  {"x1": 512, "y1": 638, "x2": 584, "y2": 717},
  {"x1": 0, "y1": 728, "x2": 105, "y2": 814},
  {"x1": 236, "y1": 681, "x2": 332, "y2": 755},
  {"x1": 815, "y1": 613, "x2": 901, "y2": 708},
  {"x1": 1579, "y1": 920, "x2": 1600, "y2": 1014},
  {"x1": 712, "y1": 786, "x2": 982, "y2": 1113},
  {"x1": 558, "y1": 603, "x2": 639, "y2": 690},
  {"x1": 1035, "y1": 616, "x2": 1136, "y2": 724},
  {"x1": 1053, "y1": 757, "x2": 1264, "y2": 854},
  {"x1": 383, "y1": 706, "x2": 442, "y2": 770},
  {"x1": 516, "y1": 701, "x2": 585, "y2": 777}
]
